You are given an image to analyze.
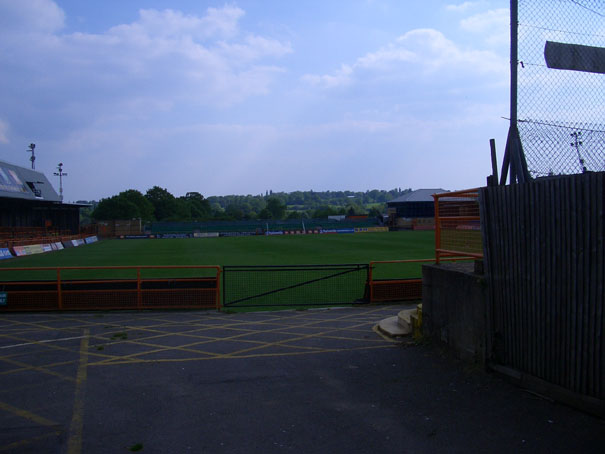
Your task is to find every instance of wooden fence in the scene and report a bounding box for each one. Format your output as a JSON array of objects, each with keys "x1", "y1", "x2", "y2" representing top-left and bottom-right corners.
[{"x1": 480, "y1": 172, "x2": 604, "y2": 404}]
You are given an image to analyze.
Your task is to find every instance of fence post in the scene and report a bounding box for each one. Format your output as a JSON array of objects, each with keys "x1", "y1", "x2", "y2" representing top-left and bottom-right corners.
[
  {"x1": 216, "y1": 266, "x2": 222, "y2": 310},
  {"x1": 57, "y1": 268, "x2": 63, "y2": 310},
  {"x1": 368, "y1": 262, "x2": 374, "y2": 303},
  {"x1": 137, "y1": 268, "x2": 142, "y2": 309},
  {"x1": 433, "y1": 194, "x2": 441, "y2": 264}
]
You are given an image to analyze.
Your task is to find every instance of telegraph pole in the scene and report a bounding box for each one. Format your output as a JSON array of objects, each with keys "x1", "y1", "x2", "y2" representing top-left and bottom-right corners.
[
  {"x1": 570, "y1": 131, "x2": 586, "y2": 173},
  {"x1": 54, "y1": 162, "x2": 67, "y2": 201},
  {"x1": 26, "y1": 143, "x2": 36, "y2": 169}
]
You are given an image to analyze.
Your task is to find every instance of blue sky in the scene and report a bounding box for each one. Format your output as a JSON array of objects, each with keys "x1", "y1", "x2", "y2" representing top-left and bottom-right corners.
[{"x1": 0, "y1": 0, "x2": 510, "y2": 201}]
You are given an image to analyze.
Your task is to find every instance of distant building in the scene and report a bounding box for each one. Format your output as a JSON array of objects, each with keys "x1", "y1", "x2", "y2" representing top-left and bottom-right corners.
[
  {"x1": 0, "y1": 159, "x2": 83, "y2": 233},
  {"x1": 387, "y1": 188, "x2": 447, "y2": 229}
]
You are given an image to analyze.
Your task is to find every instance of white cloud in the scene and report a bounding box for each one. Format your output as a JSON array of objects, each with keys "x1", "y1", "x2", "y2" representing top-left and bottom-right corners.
[
  {"x1": 460, "y1": 8, "x2": 509, "y2": 46},
  {"x1": 127, "y1": 6, "x2": 244, "y2": 41},
  {"x1": 445, "y1": 2, "x2": 485, "y2": 13},
  {"x1": 0, "y1": 4, "x2": 293, "y2": 125},
  {"x1": 0, "y1": 119, "x2": 8, "y2": 144},
  {"x1": 301, "y1": 64, "x2": 354, "y2": 88},
  {"x1": 302, "y1": 28, "x2": 506, "y2": 88},
  {"x1": 0, "y1": 0, "x2": 65, "y2": 34}
]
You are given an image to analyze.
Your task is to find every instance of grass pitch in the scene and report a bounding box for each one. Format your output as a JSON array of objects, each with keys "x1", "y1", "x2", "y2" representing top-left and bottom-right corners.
[{"x1": 0, "y1": 231, "x2": 435, "y2": 281}]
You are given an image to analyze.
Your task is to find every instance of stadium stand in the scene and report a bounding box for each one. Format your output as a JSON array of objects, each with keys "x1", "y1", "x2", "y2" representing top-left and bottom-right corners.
[{"x1": 0, "y1": 159, "x2": 88, "y2": 250}]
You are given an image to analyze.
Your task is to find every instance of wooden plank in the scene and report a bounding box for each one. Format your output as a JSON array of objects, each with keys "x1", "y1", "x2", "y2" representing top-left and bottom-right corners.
[
  {"x1": 540, "y1": 178, "x2": 550, "y2": 381},
  {"x1": 548, "y1": 177, "x2": 558, "y2": 384},
  {"x1": 576, "y1": 174, "x2": 590, "y2": 394},
  {"x1": 595, "y1": 172, "x2": 605, "y2": 399},
  {"x1": 587, "y1": 173, "x2": 598, "y2": 396},
  {"x1": 580, "y1": 174, "x2": 590, "y2": 395},
  {"x1": 563, "y1": 176, "x2": 574, "y2": 391},
  {"x1": 492, "y1": 186, "x2": 506, "y2": 364},
  {"x1": 504, "y1": 185, "x2": 515, "y2": 366},
  {"x1": 554, "y1": 176, "x2": 565, "y2": 388},
  {"x1": 507, "y1": 184, "x2": 521, "y2": 368},
  {"x1": 512, "y1": 183, "x2": 522, "y2": 370},
  {"x1": 541, "y1": 178, "x2": 549, "y2": 382},
  {"x1": 524, "y1": 181, "x2": 534, "y2": 375},
  {"x1": 479, "y1": 188, "x2": 493, "y2": 361}
]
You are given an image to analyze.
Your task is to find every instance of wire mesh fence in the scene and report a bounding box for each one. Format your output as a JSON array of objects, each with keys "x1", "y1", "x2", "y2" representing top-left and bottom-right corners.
[
  {"x1": 517, "y1": 0, "x2": 605, "y2": 177},
  {"x1": 433, "y1": 190, "x2": 483, "y2": 263},
  {"x1": 222, "y1": 264, "x2": 369, "y2": 308}
]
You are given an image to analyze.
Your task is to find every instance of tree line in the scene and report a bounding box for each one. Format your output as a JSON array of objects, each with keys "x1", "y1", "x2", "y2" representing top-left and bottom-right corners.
[{"x1": 88, "y1": 187, "x2": 411, "y2": 222}]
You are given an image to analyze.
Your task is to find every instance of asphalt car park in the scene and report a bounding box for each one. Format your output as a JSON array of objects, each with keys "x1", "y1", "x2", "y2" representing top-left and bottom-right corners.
[{"x1": 0, "y1": 306, "x2": 603, "y2": 453}]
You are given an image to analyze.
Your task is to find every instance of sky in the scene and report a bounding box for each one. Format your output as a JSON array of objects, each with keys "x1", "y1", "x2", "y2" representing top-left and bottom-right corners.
[{"x1": 0, "y1": 0, "x2": 511, "y2": 201}]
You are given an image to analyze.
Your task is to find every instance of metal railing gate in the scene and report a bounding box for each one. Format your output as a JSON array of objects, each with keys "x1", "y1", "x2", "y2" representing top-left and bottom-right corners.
[{"x1": 222, "y1": 264, "x2": 369, "y2": 308}]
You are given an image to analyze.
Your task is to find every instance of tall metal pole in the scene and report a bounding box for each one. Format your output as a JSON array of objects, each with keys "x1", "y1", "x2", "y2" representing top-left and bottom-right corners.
[
  {"x1": 54, "y1": 163, "x2": 67, "y2": 202},
  {"x1": 510, "y1": 0, "x2": 518, "y2": 132},
  {"x1": 502, "y1": 0, "x2": 529, "y2": 184},
  {"x1": 508, "y1": 0, "x2": 522, "y2": 183},
  {"x1": 27, "y1": 143, "x2": 36, "y2": 169}
]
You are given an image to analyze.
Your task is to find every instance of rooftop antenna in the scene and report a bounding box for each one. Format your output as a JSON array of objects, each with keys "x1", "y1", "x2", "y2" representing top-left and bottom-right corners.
[
  {"x1": 27, "y1": 143, "x2": 36, "y2": 169},
  {"x1": 54, "y1": 162, "x2": 67, "y2": 202}
]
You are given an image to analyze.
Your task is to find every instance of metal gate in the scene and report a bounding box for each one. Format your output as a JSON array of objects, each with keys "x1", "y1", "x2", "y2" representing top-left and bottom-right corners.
[{"x1": 222, "y1": 264, "x2": 369, "y2": 308}]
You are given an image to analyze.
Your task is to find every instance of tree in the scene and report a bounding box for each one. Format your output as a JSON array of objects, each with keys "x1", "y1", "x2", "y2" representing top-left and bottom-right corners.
[
  {"x1": 266, "y1": 197, "x2": 286, "y2": 219},
  {"x1": 312, "y1": 205, "x2": 338, "y2": 219},
  {"x1": 225, "y1": 204, "x2": 244, "y2": 220},
  {"x1": 92, "y1": 189, "x2": 154, "y2": 221},
  {"x1": 368, "y1": 207, "x2": 383, "y2": 218},
  {"x1": 92, "y1": 196, "x2": 139, "y2": 220},
  {"x1": 145, "y1": 186, "x2": 177, "y2": 221},
  {"x1": 180, "y1": 192, "x2": 211, "y2": 220},
  {"x1": 258, "y1": 208, "x2": 272, "y2": 219},
  {"x1": 286, "y1": 211, "x2": 302, "y2": 220},
  {"x1": 120, "y1": 189, "x2": 154, "y2": 221}
]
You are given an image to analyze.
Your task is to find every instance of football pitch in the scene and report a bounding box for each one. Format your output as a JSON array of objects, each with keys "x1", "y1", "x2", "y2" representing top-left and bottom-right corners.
[
  {"x1": 0, "y1": 231, "x2": 435, "y2": 280},
  {"x1": 0, "y1": 231, "x2": 436, "y2": 310}
]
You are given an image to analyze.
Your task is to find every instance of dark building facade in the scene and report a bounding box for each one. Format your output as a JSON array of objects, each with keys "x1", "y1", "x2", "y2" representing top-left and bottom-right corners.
[
  {"x1": 0, "y1": 160, "x2": 82, "y2": 234},
  {"x1": 387, "y1": 188, "x2": 446, "y2": 218}
]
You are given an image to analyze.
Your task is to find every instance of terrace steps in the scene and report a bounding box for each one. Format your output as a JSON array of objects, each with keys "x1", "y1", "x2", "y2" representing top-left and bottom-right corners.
[{"x1": 375, "y1": 304, "x2": 422, "y2": 339}]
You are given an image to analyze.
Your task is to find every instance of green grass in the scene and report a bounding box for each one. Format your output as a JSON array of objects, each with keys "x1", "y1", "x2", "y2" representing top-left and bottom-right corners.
[{"x1": 0, "y1": 231, "x2": 435, "y2": 281}]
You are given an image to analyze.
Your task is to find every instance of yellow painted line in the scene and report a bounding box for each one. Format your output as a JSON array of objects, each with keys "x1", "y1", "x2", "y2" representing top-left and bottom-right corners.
[
  {"x1": 89, "y1": 344, "x2": 395, "y2": 366},
  {"x1": 0, "y1": 357, "x2": 76, "y2": 383},
  {"x1": 66, "y1": 329, "x2": 89, "y2": 454},
  {"x1": 89, "y1": 325, "x2": 318, "y2": 363},
  {"x1": 0, "y1": 318, "x2": 84, "y2": 334},
  {"x1": 89, "y1": 308, "x2": 390, "y2": 364},
  {"x1": 221, "y1": 317, "x2": 380, "y2": 358},
  {"x1": 90, "y1": 314, "x2": 395, "y2": 366},
  {"x1": 0, "y1": 332, "x2": 123, "y2": 364},
  {"x1": 90, "y1": 317, "x2": 360, "y2": 364},
  {"x1": 0, "y1": 430, "x2": 62, "y2": 452},
  {"x1": 94, "y1": 337, "x2": 330, "y2": 365},
  {"x1": 0, "y1": 335, "x2": 90, "y2": 349},
  {"x1": 0, "y1": 399, "x2": 59, "y2": 428}
]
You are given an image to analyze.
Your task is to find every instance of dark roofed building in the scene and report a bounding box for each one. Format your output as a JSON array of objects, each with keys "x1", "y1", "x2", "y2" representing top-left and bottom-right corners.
[
  {"x1": 387, "y1": 188, "x2": 446, "y2": 218},
  {"x1": 0, "y1": 160, "x2": 82, "y2": 234}
]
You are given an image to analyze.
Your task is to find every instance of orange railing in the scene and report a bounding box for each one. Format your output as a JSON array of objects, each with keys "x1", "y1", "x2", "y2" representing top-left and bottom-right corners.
[
  {"x1": 0, "y1": 227, "x2": 79, "y2": 249},
  {"x1": 368, "y1": 257, "x2": 476, "y2": 302},
  {"x1": 0, "y1": 265, "x2": 221, "y2": 312},
  {"x1": 367, "y1": 259, "x2": 433, "y2": 302},
  {"x1": 433, "y1": 189, "x2": 483, "y2": 264}
]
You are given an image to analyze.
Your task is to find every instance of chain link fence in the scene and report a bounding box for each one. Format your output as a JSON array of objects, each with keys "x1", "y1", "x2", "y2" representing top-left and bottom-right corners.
[{"x1": 517, "y1": 0, "x2": 605, "y2": 177}]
